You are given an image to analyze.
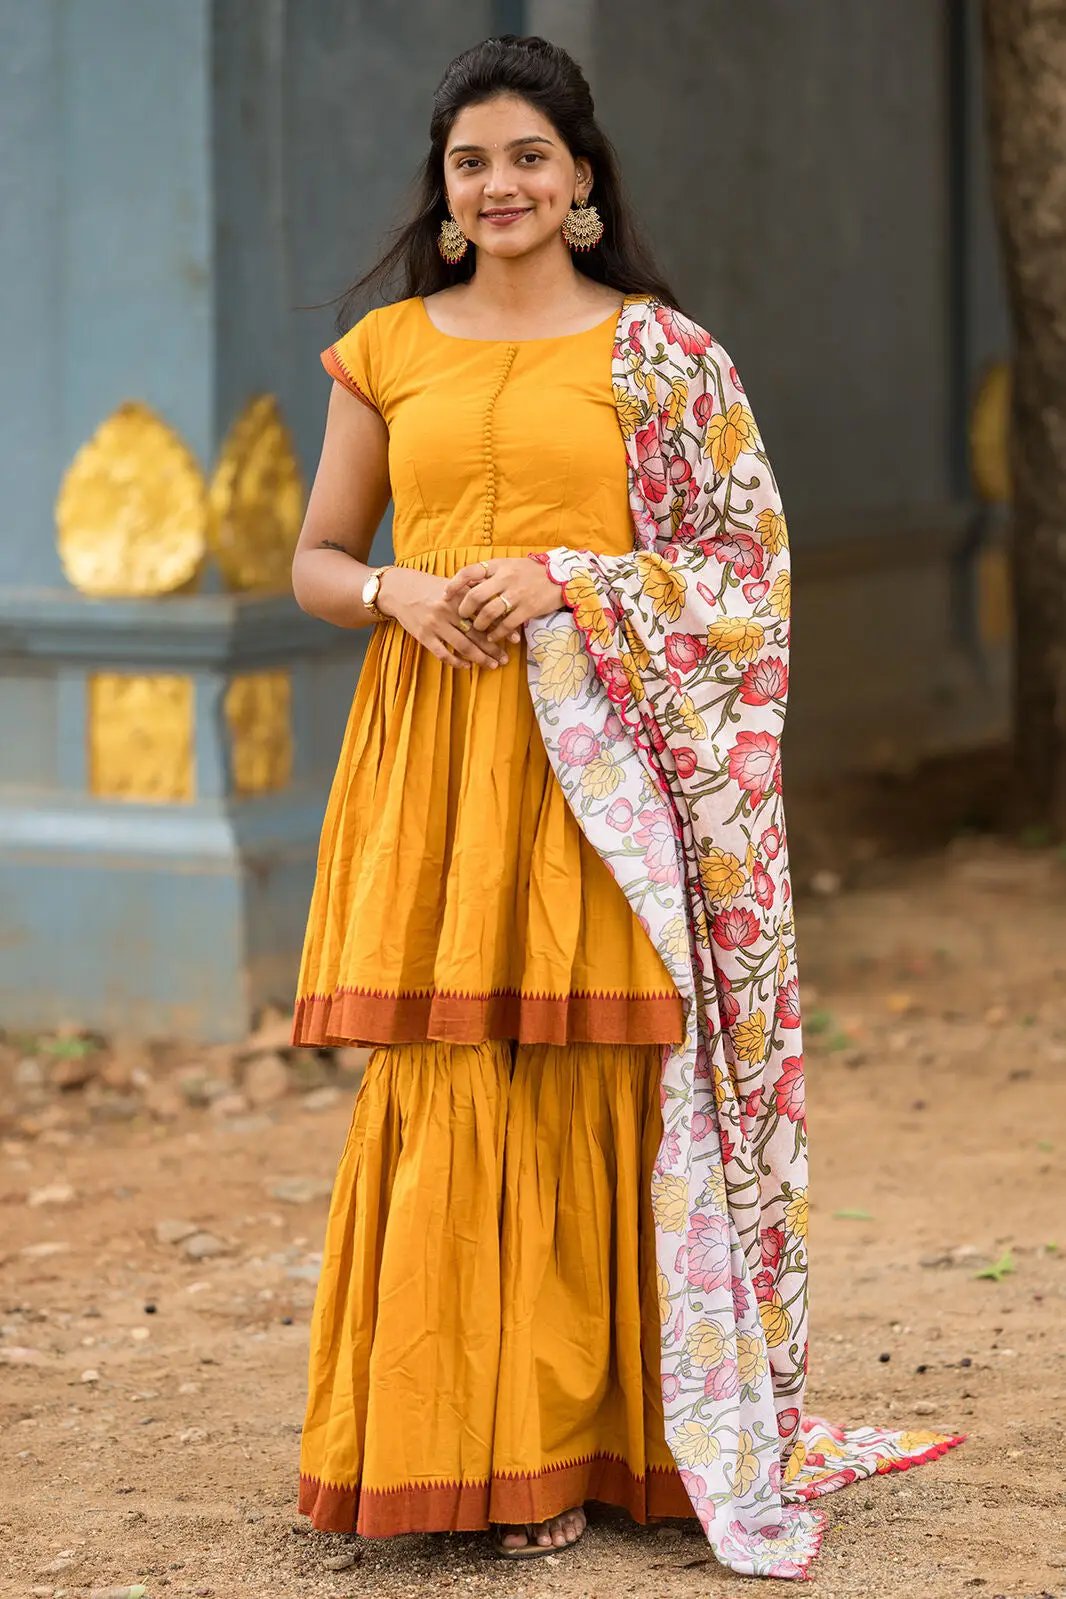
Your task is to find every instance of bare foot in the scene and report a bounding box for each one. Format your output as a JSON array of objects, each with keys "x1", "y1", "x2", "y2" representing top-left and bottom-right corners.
[{"x1": 495, "y1": 1505, "x2": 587, "y2": 1551}]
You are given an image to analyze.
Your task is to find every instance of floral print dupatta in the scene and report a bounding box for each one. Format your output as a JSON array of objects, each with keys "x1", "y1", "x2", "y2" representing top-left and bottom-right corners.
[{"x1": 525, "y1": 296, "x2": 964, "y2": 1580}]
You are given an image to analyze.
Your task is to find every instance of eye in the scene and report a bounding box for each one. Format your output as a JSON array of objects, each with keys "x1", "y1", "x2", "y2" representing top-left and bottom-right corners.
[
  {"x1": 456, "y1": 157, "x2": 482, "y2": 171},
  {"x1": 517, "y1": 152, "x2": 544, "y2": 164}
]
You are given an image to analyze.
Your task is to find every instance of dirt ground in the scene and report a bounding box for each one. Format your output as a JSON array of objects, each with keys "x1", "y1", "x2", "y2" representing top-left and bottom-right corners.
[{"x1": 1, "y1": 750, "x2": 1064, "y2": 1599}]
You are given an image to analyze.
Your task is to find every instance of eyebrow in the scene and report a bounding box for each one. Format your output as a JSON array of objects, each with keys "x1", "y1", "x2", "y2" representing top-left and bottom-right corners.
[{"x1": 446, "y1": 135, "x2": 555, "y2": 156}]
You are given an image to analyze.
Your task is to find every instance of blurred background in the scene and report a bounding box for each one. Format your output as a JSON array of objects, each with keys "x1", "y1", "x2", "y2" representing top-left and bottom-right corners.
[{"x1": 0, "y1": 1, "x2": 1020, "y2": 1042}]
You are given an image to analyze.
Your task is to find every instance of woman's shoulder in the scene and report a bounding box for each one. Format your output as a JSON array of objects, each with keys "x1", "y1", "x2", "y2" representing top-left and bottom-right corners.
[
  {"x1": 336, "y1": 296, "x2": 423, "y2": 345},
  {"x1": 624, "y1": 296, "x2": 716, "y2": 356}
]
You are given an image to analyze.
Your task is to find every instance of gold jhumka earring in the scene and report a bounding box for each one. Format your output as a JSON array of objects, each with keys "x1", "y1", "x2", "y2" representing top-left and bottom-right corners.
[
  {"x1": 561, "y1": 196, "x2": 604, "y2": 252},
  {"x1": 438, "y1": 213, "x2": 469, "y2": 264}
]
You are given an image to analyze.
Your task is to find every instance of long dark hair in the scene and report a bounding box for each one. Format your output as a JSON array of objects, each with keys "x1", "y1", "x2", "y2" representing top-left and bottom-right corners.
[{"x1": 334, "y1": 34, "x2": 680, "y2": 329}]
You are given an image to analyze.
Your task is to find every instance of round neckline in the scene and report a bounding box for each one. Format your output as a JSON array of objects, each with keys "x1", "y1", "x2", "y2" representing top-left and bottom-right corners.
[{"x1": 416, "y1": 295, "x2": 624, "y2": 344}]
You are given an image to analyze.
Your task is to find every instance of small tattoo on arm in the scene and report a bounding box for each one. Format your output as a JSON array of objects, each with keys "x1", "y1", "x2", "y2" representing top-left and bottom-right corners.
[{"x1": 318, "y1": 540, "x2": 351, "y2": 555}]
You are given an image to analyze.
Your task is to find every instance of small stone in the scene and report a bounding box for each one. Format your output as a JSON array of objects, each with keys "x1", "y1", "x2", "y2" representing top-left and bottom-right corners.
[
  {"x1": 178, "y1": 1426, "x2": 207, "y2": 1443},
  {"x1": 810, "y1": 869, "x2": 842, "y2": 896},
  {"x1": 0, "y1": 1345, "x2": 48, "y2": 1365},
  {"x1": 15, "y1": 1058, "x2": 45, "y2": 1089},
  {"x1": 913, "y1": 1401, "x2": 936, "y2": 1416},
  {"x1": 142, "y1": 1083, "x2": 183, "y2": 1121},
  {"x1": 20, "y1": 1241, "x2": 69, "y2": 1259},
  {"x1": 301, "y1": 1086, "x2": 341, "y2": 1113},
  {"x1": 878, "y1": 1352, "x2": 891, "y2": 1363},
  {"x1": 27, "y1": 1182, "x2": 75, "y2": 1207},
  {"x1": 269, "y1": 1177, "x2": 331, "y2": 1205},
  {"x1": 130, "y1": 1327, "x2": 150, "y2": 1342},
  {"x1": 155, "y1": 1219, "x2": 198, "y2": 1246},
  {"x1": 183, "y1": 1231, "x2": 228, "y2": 1260},
  {"x1": 242, "y1": 1052, "x2": 292, "y2": 1107},
  {"x1": 51, "y1": 1056, "x2": 96, "y2": 1090},
  {"x1": 983, "y1": 1005, "x2": 1008, "y2": 1028},
  {"x1": 81, "y1": 1368, "x2": 100, "y2": 1383},
  {"x1": 208, "y1": 1092, "x2": 250, "y2": 1119},
  {"x1": 323, "y1": 1550, "x2": 361, "y2": 1571},
  {"x1": 177, "y1": 1381, "x2": 201, "y2": 1395}
]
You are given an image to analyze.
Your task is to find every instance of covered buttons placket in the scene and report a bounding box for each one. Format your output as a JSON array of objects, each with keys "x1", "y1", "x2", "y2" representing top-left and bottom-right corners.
[{"x1": 481, "y1": 345, "x2": 518, "y2": 543}]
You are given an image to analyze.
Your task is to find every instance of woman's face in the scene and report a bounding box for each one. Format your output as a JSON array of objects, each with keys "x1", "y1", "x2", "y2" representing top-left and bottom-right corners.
[{"x1": 442, "y1": 93, "x2": 591, "y2": 261}]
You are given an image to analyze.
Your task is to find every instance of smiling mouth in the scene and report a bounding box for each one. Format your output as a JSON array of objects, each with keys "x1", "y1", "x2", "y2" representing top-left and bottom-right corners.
[{"x1": 480, "y1": 208, "x2": 532, "y2": 220}]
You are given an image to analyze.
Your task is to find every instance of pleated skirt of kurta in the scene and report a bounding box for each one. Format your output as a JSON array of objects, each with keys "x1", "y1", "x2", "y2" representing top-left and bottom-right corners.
[
  {"x1": 291, "y1": 545, "x2": 683, "y2": 1050},
  {"x1": 297, "y1": 1037, "x2": 696, "y2": 1534}
]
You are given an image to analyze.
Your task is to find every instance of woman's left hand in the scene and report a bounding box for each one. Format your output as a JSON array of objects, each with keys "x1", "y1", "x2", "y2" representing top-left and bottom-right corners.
[{"x1": 443, "y1": 556, "x2": 562, "y2": 644}]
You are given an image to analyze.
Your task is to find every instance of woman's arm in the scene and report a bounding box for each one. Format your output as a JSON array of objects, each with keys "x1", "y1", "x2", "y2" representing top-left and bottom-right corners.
[
  {"x1": 291, "y1": 383, "x2": 507, "y2": 668},
  {"x1": 290, "y1": 382, "x2": 392, "y2": 628}
]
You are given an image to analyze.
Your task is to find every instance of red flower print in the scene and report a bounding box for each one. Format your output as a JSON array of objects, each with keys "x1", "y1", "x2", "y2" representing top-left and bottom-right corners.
[
  {"x1": 686, "y1": 1211, "x2": 732, "y2": 1292},
  {"x1": 672, "y1": 745, "x2": 698, "y2": 780},
  {"x1": 761, "y1": 1225, "x2": 785, "y2": 1267},
  {"x1": 695, "y1": 581, "x2": 718, "y2": 607},
  {"x1": 739, "y1": 656, "x2": 788, "y2": 706},
  {"x1": 606, "y1": 797, "x2": 634, "y2": 831},
  {"x1": 720, "y1": 1127, "x2": 736, "y2": 1164},
  {"x1": 599, "y1": 658, "x2": 632, "y2": 705},
  {"x1": 704, "y1": 1359, "x2": 740, "y2": 1401},
  {"x1": 603, "y1": 711, "x2": 625, "y2": 740},
  {"x1": 717, "y1": 971, "x2": 741, "y2": 1026},
  {"x1": 752, "y1": 860, "x2": 775, "y2": 907},
  {"x1": 634, "y1": 421, "x2": 668, "y2": 503},
  {"x1": 654, "y1": 303, "x2": 712, "y2": 356},
  {"x1": 729, "y1": 364, "x2": 745, "y2": 393},
  {"x1": 777, "y1": 1406, "x2": 800, "y2": 1439},
  {"x1": 633, "y1": 806, "x2": 681, "y2": 885},
  {"x1": 752, "y1": 1268, "x2": 777, "y2": 1304},
  {"x1": 727, "y1": 731, "x2": 780, "y2": 803},
  {"x1": 743, "y1": 1088, "x2": 762, "y2": 1122},
  {"x1": 691, "y1": 1110, "x2": 714, "y2": 1142},
  {"x1": 773, "y1": 1057, "x2": 805, "y2": 1123},
  {"x1": 655, "y1": 1128, "x2": 681, "y2": 1173},
  {"x1": 775, "y1": 979, "x2": 801, "y2": 1029},
  {"x1": 711, "y1": 906, "x2": 760, "y2": 950},
  {"x1": 662, "y1": 1372, "x2": 680, "y2": 1403},
  {"x1": 557, "y1": 723, "x2": 600, "y2": 766},
  {"x1": 693, "y1": 391, "x2": 716, "y2": 428},
  {"x1": 664, "y1": 632, "x2": 708, "y2": 673},
  {"x1": 742, "y1": 579, "x2": 770, "y2": 603},
  {"x1": 646, "y1": 717, "x2": 668, "y2": 753},
  {"x1": 699, "y1": 530, "x2": 765, "y2": 579},
  {"x1": 731, "y1": 1274, "x2": 750, "y2": 1320},
  {"x1": 760, "y1": 824, "x2": 782, "y2": 859}
]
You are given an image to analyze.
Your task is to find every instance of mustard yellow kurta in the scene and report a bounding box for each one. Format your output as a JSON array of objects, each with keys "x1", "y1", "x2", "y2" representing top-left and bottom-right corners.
[
  {"x1": 291, "y1": 296, "x2": 682, "y2": 1048},
  {"x1": 294, "y1": 297, "x2": 691, "y2": 1538}
]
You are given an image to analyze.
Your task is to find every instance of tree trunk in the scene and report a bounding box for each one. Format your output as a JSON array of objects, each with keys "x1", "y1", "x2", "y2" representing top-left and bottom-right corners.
[{"x1": 982, "y1": 0, "x2": 1066, "y2": 836}]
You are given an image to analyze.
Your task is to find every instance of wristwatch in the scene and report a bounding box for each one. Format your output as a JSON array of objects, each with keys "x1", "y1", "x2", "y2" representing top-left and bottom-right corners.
[{"x1": 361, "y1": 565, "x2": 393, "y2": 622}]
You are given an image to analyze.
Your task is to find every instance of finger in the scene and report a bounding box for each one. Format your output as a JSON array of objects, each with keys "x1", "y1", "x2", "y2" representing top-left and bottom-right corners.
[
  {"x1": 428, "y1": 639, "x2": 470, "y2": 669},
  {"x1": 443, "y1": 568, "x2": 484, "y2": 601},
  {"x1": 454, "y1": 615, "x2": 508, "y2": 660},
  {"x1": 455, "y1": 579, "x2": 500, "y2": 622},
  {"x1": 486, "y1": 612, "x2": 526, "y2": 644},
  {"x1": 443, "y1": 624, "x2": 508, "y2": 669}
]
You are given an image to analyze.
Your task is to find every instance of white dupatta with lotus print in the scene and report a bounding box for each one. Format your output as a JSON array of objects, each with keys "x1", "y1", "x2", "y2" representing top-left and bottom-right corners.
[{"x1": 525, "y1": 295, "x2": 963, "y2": 1581}]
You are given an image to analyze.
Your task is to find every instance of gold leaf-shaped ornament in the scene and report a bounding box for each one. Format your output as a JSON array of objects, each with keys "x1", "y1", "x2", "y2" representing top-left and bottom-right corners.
[
  {"x1": 208, "y1": 395, "x2": 306, "y2": 591},
  {"x1": 55, "y1": 402, "x2": 208, "y2": 597}
]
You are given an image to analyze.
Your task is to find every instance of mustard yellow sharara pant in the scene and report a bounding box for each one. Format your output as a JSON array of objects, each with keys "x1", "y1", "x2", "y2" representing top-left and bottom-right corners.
[{"x1": 297, "y1": 1039, "x2": 695, "y2": 1534}]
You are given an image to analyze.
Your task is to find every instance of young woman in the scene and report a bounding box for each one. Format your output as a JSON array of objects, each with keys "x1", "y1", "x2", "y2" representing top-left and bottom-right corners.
[{"x1": 290, "y1": 33, "x2": 963, "y2": 1581}]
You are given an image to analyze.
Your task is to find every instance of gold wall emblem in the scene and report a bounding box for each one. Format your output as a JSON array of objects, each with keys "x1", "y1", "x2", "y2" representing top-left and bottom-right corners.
[
  {"x1": 88, "y1": 674, "x2": 195, "y2": 802},
  {"x1": 224, "y1": 670, "x2": 293, "y2": 795},
  {"x1": 56, "y1": 403, "x2": 208, "y2": 597},
  {"x1": 209, "y1": 396, "x2": 306, "y2": 592}
]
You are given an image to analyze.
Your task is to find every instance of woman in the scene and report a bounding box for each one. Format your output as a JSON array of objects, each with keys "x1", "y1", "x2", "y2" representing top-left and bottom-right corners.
[{"x1": 290, "y1": 34, "x2": 963, "y2": 1581}]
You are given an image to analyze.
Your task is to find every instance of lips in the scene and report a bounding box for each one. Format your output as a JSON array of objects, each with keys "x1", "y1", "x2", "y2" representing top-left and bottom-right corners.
[{"x1": 480, "y1": 208, "x2": 532, "y2": 221}]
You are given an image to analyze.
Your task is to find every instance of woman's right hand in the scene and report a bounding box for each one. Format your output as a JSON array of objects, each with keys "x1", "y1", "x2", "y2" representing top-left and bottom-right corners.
[{"x1": 378, "y1": 567, "x2": 511, "y2": 669}]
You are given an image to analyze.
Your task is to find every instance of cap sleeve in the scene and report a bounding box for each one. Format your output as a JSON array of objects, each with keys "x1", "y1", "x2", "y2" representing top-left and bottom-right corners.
[{"x1": 321, "y1": 309, "x2": 380, "y2": 412}]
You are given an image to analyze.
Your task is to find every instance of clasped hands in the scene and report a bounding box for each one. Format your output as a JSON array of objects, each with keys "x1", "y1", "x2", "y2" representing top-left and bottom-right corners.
[{"x1": 383, "y1": 556, "x2": 561, "y2": 670}]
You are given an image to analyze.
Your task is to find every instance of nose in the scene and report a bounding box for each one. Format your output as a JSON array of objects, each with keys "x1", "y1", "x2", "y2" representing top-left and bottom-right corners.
[{"x1": 483, "y1": 165, "x2": 519, "y2": 200}]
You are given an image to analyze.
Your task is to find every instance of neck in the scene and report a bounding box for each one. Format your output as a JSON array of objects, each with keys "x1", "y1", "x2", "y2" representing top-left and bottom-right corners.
[{"x1": 461, "y1": 241, "x2": 597, "y2": 314}]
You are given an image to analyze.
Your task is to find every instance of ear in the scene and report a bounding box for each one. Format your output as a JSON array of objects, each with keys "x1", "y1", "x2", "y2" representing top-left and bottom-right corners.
[{"x1": 574, "y1": 158, "x2": 593, "y2": 198}]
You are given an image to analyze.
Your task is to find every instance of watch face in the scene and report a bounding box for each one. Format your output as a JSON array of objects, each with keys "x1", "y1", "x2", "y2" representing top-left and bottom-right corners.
[{"x1": 362, "y1": 573, "x2": 379, "y2": 606}]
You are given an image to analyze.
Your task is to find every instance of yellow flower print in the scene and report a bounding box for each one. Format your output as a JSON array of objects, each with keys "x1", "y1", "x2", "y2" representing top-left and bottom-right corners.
[
  {"x1": 580, "y1": 752, "x2": 623, "y2": 799},
  {"x1": 621, "y1": 621, "x2": 651, "y2": 672},
  {"x1": 703, "y1": 402, "x2": 759, "y2": 473},
  {"x1": 678, "y1": 693, "x2": 707, "y2": 740},
  {"x1": 651, "y1": 1172, "x2": 689, "y2": 1234},
  {"x1": 693, "y1": 903, "x2": 711, "y2": 948},
  {"x1": 769, "y1": 570, "x2": 791, "y2": 619},
  {"x1": 736, "y1": 1331, "x2": 768, "y2": 1387},
  {"x1": 663, "y1": 376, "x2": 688, "y2": 434},
  {"x1": 784, "y1": 1187, "x2": 809, "y2": 1240},
  {"x1": 685, "y1": 1319, "x2": 732, "y2": 1371},
  {"x1": 657, "y1": 1265, "x2": 671, "y2": 1328},
  {"x1": 662, "y1": 915, "x2": 690, "y2": 963},
  {"x1": 732, "y1": 1429, "x2": 759, "y2": 1495},
  {"x1": 706, "y1": 617, "x2": 765, "y2": 665},
  {"x1": 756, "y1": 507, "x2": 789, "y2": 554},
  {"x1": 698, "y1": 848, "x2": 746, "y2": 906},
  {"x1": 636, "y1": 552, "x2": 687, "y2": 622},
  {"x1": 672, "y1": 1419, "x2": 722, "y2": 1468},
  {"x1": 620, "y1": 651, "x2": 647, "y2": 703},
  {"x1": 565, "y1": 570, "x2": 615, "y2": 650},
  {"x1": 895, "y1": 1430, "x2": 944, "y2": 1454},
  {"x1": 782, "y1": 1441, "x2": 805, "y2": 1486},
  {"x1": 778, "y1": 938, "x2": 790, "y2": 980},
  {"x1": 698, "y1": 1161, "x2": 727, "y2": 1213},
  {"x1": 613, "y1": 382, "x2": 644, "y2": 440},
  {"x1": 759, "y1": 1294, "x2": 792, "y2": 1348},
  {"x1": 744, "y1": 841, "x2": 758, "y2": 874},
  {"x1": 531, "y1": 626, "x2": 589, "y2": 703},
  {"x1": 733, "y1": 1009, "x2": 768, "y2": 1065}
]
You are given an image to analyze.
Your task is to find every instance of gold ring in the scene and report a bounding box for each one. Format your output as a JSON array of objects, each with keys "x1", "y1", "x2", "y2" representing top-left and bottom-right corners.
[
  {"x1": 497, "y1": 593, "x2": 513, "y2": 616},
  {"x1": 480, "y1": 561, "x2": 491, "y2": 579},
  {"x1": 458, "y1": 617, "x2": 473, "y2": 632}
]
